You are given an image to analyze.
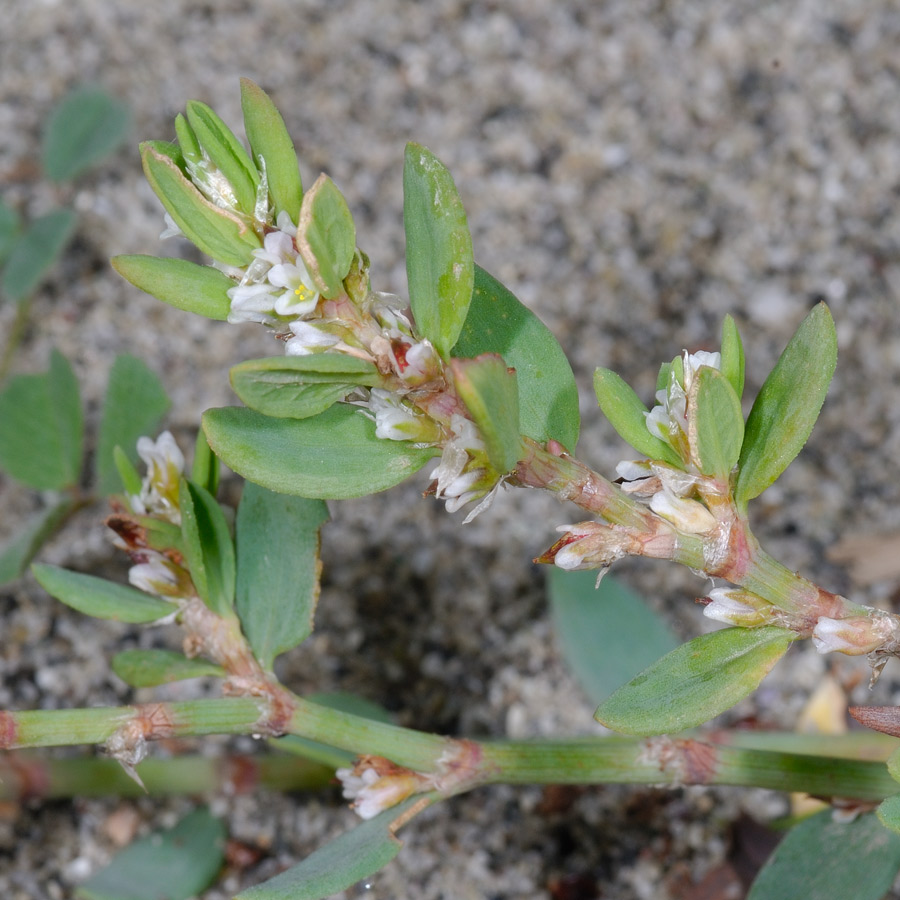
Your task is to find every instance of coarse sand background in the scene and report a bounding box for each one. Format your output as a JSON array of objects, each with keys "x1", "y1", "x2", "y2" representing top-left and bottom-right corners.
[{"x1": 2, "y1": 2, "x2": 900, "y2": 897}]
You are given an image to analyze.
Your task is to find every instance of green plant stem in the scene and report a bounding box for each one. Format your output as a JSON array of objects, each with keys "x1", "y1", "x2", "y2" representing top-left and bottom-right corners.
[
  {"x1": 516, "y1": 440, "x2": 874, "y2": 625},
  {"x1": 1, "y1": 698, "x2": 263, "y2": 748},
  {"x1": 287, "y1": 698, "x2": 450, "y2": 772},
  {"x1": 4, "y1": 700, "x2": 896, "y2": 803},
  {"x1": 477, "y1": 738, "x2": 896, "y2": 802},
  {"x1": 0, "y1": 752, "x2": 332, "y2": 800}
]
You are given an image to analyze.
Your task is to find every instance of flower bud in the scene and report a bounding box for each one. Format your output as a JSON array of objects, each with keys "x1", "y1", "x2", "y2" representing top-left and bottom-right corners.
[
  {"x1": 536, "y1": 522, "x2": 637, "y2": 571},
  {"x1": 649, "y1": 490, "x2": 717, "y2": 534},
  {"x1": 702, "y1": 588, "x2": 774, "y2": 627},
  {"x1": 812, "y1": 615, "x2": 894, "y2": 656}
]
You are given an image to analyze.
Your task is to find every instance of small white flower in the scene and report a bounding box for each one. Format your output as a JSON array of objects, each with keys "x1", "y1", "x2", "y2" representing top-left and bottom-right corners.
[
  {"x1": 703, "y1": 588, "x2": 773, "y2": 627},
  {"x1": 227, "y1": 282, "x2": 278, "y2": 325},
  {"x1": 811, "y1": 615, "x2": 892, "y2": 656},
  {"x1": 363, "y1": 389, "x2": 440, "y2": 442},
  {"x1": 649, "y1": 489, "x2": 717, "y2": 534},
  {"x1": 429, "y1": 414, "x2": 496, "y2": 517},
  {"x1": 400, "y1": 339, "x2": 441, "y2": 383},
  {"x1": 336, "y1": 765, "x2": 421, "y2": 820},
  {"x1": 131, "y1": 431, "x2": 185, "y2": 523},
  {"x1": 128, "y1": 552, "x2": 180, "y2": 599},
  {"x1": 268, "y1": 257, "x2": 320, "y2": 317},
  {"x1": 284, "y1": 320, "x2": 340, "y2": 355},
  {"x1": 682, "y1": 350, "x2": 722, "y2": 394}
]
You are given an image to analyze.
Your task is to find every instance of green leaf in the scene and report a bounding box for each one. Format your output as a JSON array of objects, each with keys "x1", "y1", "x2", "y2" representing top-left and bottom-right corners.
[
  {"x1": 140, "y1": 143, "x2": 261, "y2": 266},
  {"x1": 49, "y1": 349, "x2": 84, "y2": 484},
  {"x1": 688, "y1": 366, "x2": 744, "y2": 480},
  {"x1": 595, "y1": 626, "x2": 793, "y2": 736},
  {"x1": 111, "y1": 649, "x2": 225, "y2": 687},
  {"x1": 720, "y1": 314, "x2": 745, "y2": 399},
  {"x1": 173, "y1": 113, "x2": 202, "y2": 166},
  {"x1": 185, "y1": 100, "x2": 260, "y2": 216},
  {"x1": 1, "y1": 209, "x2": 77, "y2": 302},
  {"x1": 0, "y1": 498, "x2": 74, "y2": 587},
  {"x1": 230, "y1": 354, "x2": 380, "y2": 419},
  {"x1": 179, "y1": 479, "x2": 235, "y2": 618},
  {"x1": 0, "y1": 199, "x2": 21, "y2": 266},
  {"x1": 735, "y1": 303, "x2": 837, "y2": 508},
  {"x1": 32, "y1": 564, "x2": 177, "y2": 623},
  {"x1": 203, "y1": 403, "x2": 438, "y2": 499},
  {"x1": 0, "y1": 350, "x2": 83, "y2": 490},
  {"x1": 549, "y1": 569, "x2": 678, "y2": 704},
  {"x1": 191, "y1": 429, "x2": 220, "y2": 496},
  {"x1": 76, "y1": 807, "x2": 226, "y2": 900},
  {"x1": 296, "y1": 174, "x2": 356, "y2": 299},
  {"x1": 236, "y1": 796, "x2": 428, "y2": 900},
  {"x1": 110, "y1": 255, "x2": 234, "y2": 321},
  {"x1": 593, "y1": 367, "x2": 682, "y2": 466},
  {"x1": 95, "y1": 355, "x2": 170, "y2": 496},
  {"x1": 42, "y1": 86, "x2": 131, "y2": 182},
  {"x1": 403, "y1": 143, "x2": 474, "y2": 358},
  {"x1": 888, "y1": 746, "x2": 900, "y2": 783},
  {"x1": 276, "y1": 692, "x2": 394, "y2": 768},
  {"x1": 747, "y1": 810, "x2": 900, "y2": 900},
  {"x1": 453, "y1": 266, "x2": 580, "y2": 451},
  {"x1": 451, "y1": 355, "x2": 520, "y2": 472},
  {"x1": 236, "y1": 482, "x2": 329, "y2": 670},
  {"x1": 878, "y1": 794, "x2": 900, "y2": 834},
  {"x1": 240, "y1": 77, "x2": 303, "y2": 222},
  {"x1": 113, "y1": 446, "x2": 142, "y2": 496}
]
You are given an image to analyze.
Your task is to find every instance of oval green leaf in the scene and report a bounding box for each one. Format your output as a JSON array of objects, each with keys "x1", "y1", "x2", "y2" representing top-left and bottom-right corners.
[
  {"x1": 735, "y1": 303, "x2": 837, "y2": 509},
  {"x1": 191, "y1": 429, "x2": 220, "y2": 496},
  {"x1": 141, "y1": 144, "x2": 260, "y2": 266},
  {"x1": 1, "y1": 209, "x2": 77, "y2": 302},
  {"x1": 403, "y1": 143, "x2": 474, "y2": 358},
  {"x1": 595, "y1": 626, "x2": 793, "y2": 736},
  {"x1": 32, "y1": 563, "x2": 177, "y2": 623},
  {"x1": 76, "y1": 807, "x2": 226, "y2": 900},
  {"x1": 296, "y1": 174, "x2": 356, "y2": 299},
  {"x1": 720, "y1": 314, "x2": 745, "y2": 399},
  {"x1": 453, "y1": 266, "x2": 580, "y2": 451},
  {"x1": 593, "y1": 367, "x2": 682, "y2": 466},
  {"x1": 179, "y1": 479, "x2": 235, "y2": 618},
  {"x1": 42, "y1": 86, "x2": 131, "y2": 182},
  {"x1": 878, "y1": 794, "x2": 900, "y2": 835},
  {"x1": 111, "y1": 649, "x2": 225, "y2": 687},
  {"x1": 203, "y1": 403, "x2": 439, "y2": 499},
  {"x1": 111, "y1": 255, "x2": 234, "y2": 321},
  {"x1": 236, "y1": 796, "x2": 429, "y2": 900},
  {"x1": 688, "y1": 366, "x2": 744, "y2": 480},
  {"x1": 95, "y1": 354, "x2": 170, "y2": 496},
  {"x1": 0, "y1": 350, "x2": 83, "y2": 490},
  {"x1": 549, "y1": 569, "x2": 678, "y2": 704},
  {"x1": 450, "y1": 354, "x2": 521, "y2": 473},
  {"x1": 236, "y1": 482, "x2": 329, "y2": 670},
  {"x1": 240, "y1": 78, "x2": 303, "y2": 222},
  {"x1": 230, "y1": 354, "x2": 380, "y2": 419},
  {"x1": 747, "y1": 810, "x2": 900, "y2": 900}
]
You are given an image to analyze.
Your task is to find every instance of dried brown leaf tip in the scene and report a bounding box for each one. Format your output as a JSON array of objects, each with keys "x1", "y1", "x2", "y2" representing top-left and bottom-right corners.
[{"x1": 849, "y1": 705, "x2": 900, "y2": 738}]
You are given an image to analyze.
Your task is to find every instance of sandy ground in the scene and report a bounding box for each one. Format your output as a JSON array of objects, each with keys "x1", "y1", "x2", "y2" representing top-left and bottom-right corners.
[{"x1": 2, "y1": 1, "x2": 900, "y2": 897}]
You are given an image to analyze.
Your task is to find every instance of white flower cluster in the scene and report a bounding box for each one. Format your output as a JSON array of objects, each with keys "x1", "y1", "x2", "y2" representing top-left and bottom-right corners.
[
  {"x1": 644, "y1": 350, "x2": 721, "y2": 449},
  {"x1": 128, "y1": 431, "x2": 185, "y2": 524},
  {"x1": 114, "y1": 431, "x2": 190, "y2": 605}
]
